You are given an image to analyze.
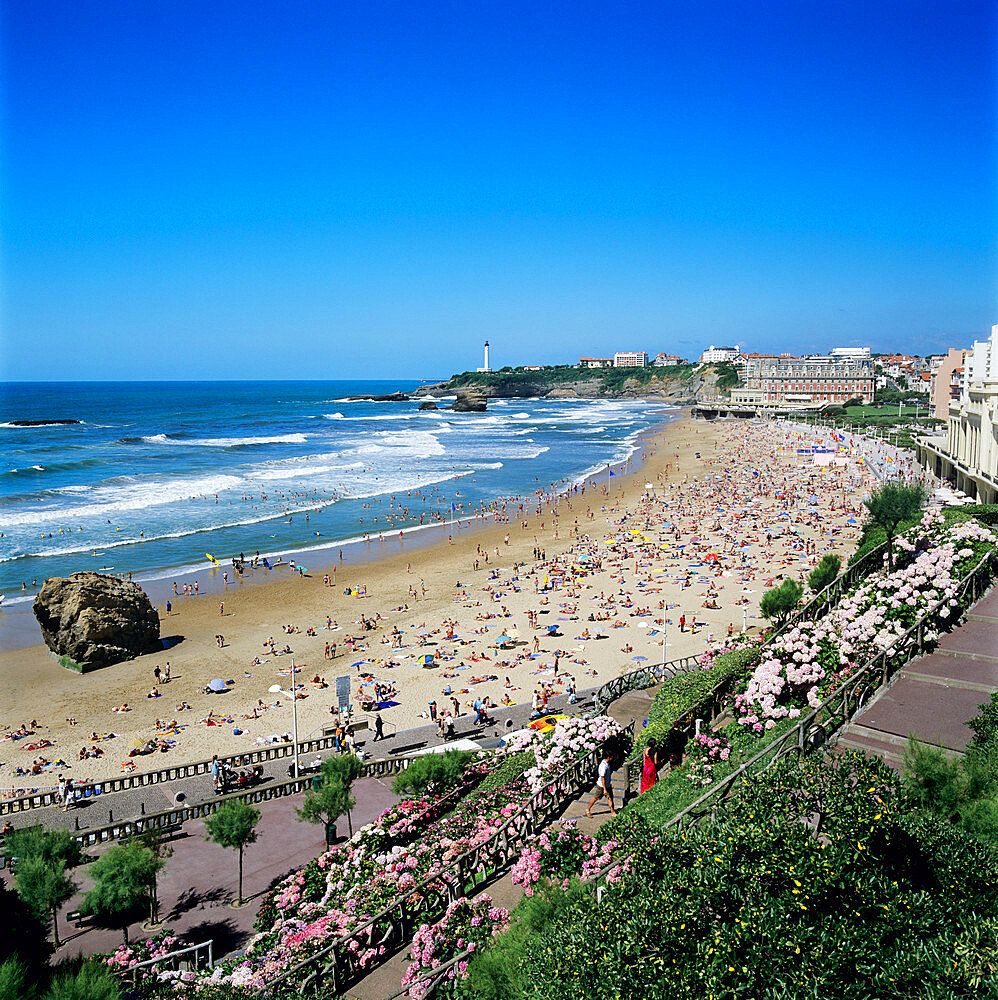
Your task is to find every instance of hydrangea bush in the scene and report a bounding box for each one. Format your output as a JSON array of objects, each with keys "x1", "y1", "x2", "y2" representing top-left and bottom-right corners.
[
  {"x1": 683, "y1": 732, "x2": 732, "y2": 786},
  {"x1": 737, "y1": 514, "x2": 996, "y2": 728},
  {"x1": 505, "y1": 715, "x2": 627, "y2": 791},
  {"x1": 510, "y1": 820, "x2": 622, "y2": 896},
  {"x1": 401, "y1": 894, "x2": 510, "y2": 999}
]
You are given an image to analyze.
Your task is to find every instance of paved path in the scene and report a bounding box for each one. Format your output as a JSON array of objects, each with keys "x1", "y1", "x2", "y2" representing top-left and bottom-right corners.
[
  {"x1": 1, "y1": 775, "x2": 398, "y2": 963},
  {"x1": 837, "y1": 586, "x2": 998, "y2": 768}
]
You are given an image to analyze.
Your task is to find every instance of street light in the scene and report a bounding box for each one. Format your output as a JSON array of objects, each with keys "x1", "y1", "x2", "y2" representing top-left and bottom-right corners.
[{"x1": 268, "y1": 658, "x2": 300, "y2": 778}]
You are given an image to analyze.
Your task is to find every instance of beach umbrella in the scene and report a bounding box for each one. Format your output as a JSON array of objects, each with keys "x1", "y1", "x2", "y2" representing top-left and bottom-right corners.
[
  {"x1": 130, "y1": 738, "x2": 151, "y2": 750},
  {"x1": 416, "y1": 654, "x2": 435, "y2": 665},
  {"x1": 207, "y1": 678, "x2": 227, "y2": 692},
  {"x1": 494, "y1": 634, "x2": 512, "y2": 644},
  {"x1": 351, "y1": 661, "x2": 367, "y2": 668}
]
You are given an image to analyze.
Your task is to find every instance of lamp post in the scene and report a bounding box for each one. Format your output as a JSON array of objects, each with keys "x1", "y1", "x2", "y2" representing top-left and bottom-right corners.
[{"x1": 268, "y1": 658, "x2": 300, "y2": 778}]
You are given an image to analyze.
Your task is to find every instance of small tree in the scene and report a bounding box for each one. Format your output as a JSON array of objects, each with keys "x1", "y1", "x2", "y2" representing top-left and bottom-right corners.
[
  {"x1": 138, "y1": 828, "x2": 174, "y2": 926},
  {"x1": 13, "y1": 856, "x2": 76, "y2": 948},
  {"x1": 807, "y1": 553, "x2": 841, "y2": 595},
  {"x1": 298, "y1": 774, "x2": 356, "y2": 846},
  {"x1": 204, "y1": 801, "x2": 260, "y2": 906},
  {"x1": 5, "y1": 824, "x2": 82, "y2": 872},
  {"x1": 759, "y1": 578, "x2": 803, "y2": 626},
  {"x1": 81, "y1": 839, "x2": 162, "y2": 944},
  {"x1": 863, "y1": 481, "x2": 928, "y2": 569}
]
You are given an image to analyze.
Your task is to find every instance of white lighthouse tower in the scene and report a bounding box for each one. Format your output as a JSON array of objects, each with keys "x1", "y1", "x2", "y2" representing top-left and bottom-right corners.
[{"x1": 477, "y1": 341, "x2": 492, "y2": 373}]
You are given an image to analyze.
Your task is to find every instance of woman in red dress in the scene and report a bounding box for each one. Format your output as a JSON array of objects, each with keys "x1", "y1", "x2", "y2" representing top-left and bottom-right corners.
[{"x1": 639, "y1": 737, "x2": 660, "y2": 794}]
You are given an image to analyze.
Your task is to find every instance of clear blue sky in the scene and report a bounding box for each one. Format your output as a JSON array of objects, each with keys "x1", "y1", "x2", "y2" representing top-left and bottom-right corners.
[{"x1": 2, "y1": 1, "x2": 995, "y2": 380}]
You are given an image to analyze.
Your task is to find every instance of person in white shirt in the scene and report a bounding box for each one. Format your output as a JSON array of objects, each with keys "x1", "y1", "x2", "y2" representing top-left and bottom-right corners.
[{"x1": 586, "y1": 751, "x2": 617, "y2": 818}]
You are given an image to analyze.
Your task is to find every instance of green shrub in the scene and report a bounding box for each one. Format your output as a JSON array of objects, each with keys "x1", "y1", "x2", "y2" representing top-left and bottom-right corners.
[
  {"x1": 500, "y1": 755, "x2": 998, "y2": 1000},
  {"x1": 758, "y1": 578, "x2": 803, "y2": 624},
  {"x1": 3, "y1": 824, "x2": 83, "y2": 871},
  {"x1": 807, "y1": 553, "x2": 841, "y2": 594},
  {"x1": 476, "y1": 751, "x2": 534, "y2": 795},
  {"x1": 460, "y1": 880, "x2": 588, "y2": 1000},
  {"x1": 969, "y1": 692, "x2": 998, "y2": 751},
  {"x1": 41, "y1": 960, "x2": 120, "y2": 1000},
  {"x1": 0, "y1": 957, "x2": 35, "y2": 1000},
  {"x1": 959, "y1": 504, "x2": 998, "y2": 526},
  {"x1": 391, "y1": 750, "x2": 477, "y2": 798}
]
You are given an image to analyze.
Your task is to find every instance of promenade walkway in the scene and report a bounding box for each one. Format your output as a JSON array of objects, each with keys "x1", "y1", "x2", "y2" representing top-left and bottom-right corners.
[{"x1": 837, "y1": 585, "x2": 998, "y2": 768}]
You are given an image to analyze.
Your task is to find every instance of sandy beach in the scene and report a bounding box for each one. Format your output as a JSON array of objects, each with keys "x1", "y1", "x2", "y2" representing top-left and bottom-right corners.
[{"x1": 0, "y1": 416, "x2": 874, "y2": 791}]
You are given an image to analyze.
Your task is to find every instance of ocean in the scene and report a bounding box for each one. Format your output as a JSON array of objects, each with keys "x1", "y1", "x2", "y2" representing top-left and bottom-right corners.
[{"x1": 0, "y1": 381, "x2": 677, "y2": 606}]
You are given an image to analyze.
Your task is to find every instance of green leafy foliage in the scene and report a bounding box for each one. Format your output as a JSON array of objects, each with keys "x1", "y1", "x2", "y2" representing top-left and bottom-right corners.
[
  {"x1": 41, "y1": 960, "x2": 121, "y2": 1000},
  {"x1": 81, "y1": 840, "x2": 162, "y2": 943},
  {"x1": 902, "y1": 691, "x2": 998, "y2": 845},
  {"x1": 205, "y1": 801, "x2": 261, "y2": 906},
  {"x1": 480, "y1": 754, "x2": 998, "y2": 1000},
  {"x1": 758, "y1": 577, "x2": 803, "y2": 624},
  {"x1": 863, "y1": 481, "x2": 928, "y2": 568},
  {"x1": 13, "y1": 856, "x2": 75, "y2": 946},
  {"x1": 807, "y1": 553, "x2": 841, "y2": 594},
  {"x1": 391, "y1": 750, "x2": 476, "y2": 798},
  {"x1": 476, "y1": 750, "x2": 533, "y2": 794},
  {"x1": 0, "y1": 956, "x2": 35, "y2": 1000},
  {"x1": 460, "y1": 880, "x2": 588, "y2": 1000},
  {"x1": 4, "y1": 824, "x2": 83, "y2": 872}
]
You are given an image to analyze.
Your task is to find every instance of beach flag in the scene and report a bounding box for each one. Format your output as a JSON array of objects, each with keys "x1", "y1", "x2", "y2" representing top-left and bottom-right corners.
[{"x1": 609, "y1": 469, "x2": 617, "y2": 477}]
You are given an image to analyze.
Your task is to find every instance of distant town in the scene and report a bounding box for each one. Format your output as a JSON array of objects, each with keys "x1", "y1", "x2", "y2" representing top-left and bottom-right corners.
[{"x1": 464, "y1": 324, "x2": 997, "y2": 508}]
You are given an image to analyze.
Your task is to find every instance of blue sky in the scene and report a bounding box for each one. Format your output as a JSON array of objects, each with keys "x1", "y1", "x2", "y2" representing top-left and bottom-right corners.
[{"x1": 2, "y1": 1, "x2": 995, "y2": 380}]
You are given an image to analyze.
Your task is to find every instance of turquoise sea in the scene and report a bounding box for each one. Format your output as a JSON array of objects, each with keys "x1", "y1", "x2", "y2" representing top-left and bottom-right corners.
[{"x1": 0, "y1": 381, "x2": 677, "y2": 609}]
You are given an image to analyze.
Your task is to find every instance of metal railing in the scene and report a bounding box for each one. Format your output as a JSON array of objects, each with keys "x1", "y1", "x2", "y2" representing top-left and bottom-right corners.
[
  {"x1": 0, "y1": 727, "x2": 452, "y2": 818},
  {"x1": 263, "y1": 723, "x2": 633, "y2": 998},
  {"x1": 119, "y1": 939, "x2": 214, "y2": 990},
  {"x1": 66, "y1": 745, "x2": 486, "y2": 848}
]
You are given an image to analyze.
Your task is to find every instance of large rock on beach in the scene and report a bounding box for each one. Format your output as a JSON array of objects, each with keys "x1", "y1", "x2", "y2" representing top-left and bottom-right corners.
[
  {"x1": 33, "y1": 572, "x2": 160, "y2": 668},
  {"x1": 451, "y1": 390, "x2": 488, "y2": 412},
  {"x1": 418, "y1": 400, "x2": 438, "y2": 410}
]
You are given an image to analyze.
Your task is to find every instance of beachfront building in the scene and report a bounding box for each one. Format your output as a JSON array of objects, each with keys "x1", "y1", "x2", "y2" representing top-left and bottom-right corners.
[
  {"x1": 613, "y1": 352, "x2": 649, "y2": 368},
  {"x1": 699, "y1": 345, "x2": 740, "y2": 364},
  {"x1": 579, "y1": 357, "x2": 612, "y2": 368},
  {"x1": 917, "y1": 325, "x2": 998, "y2": 503},
  {"x1": 654, "y1": 352, "x2": 687, "y2": 366},
  {"x1": 930, "y1": 348, "x2": 969, "y2": 418},
  {"x1": 830, "y1": 346, "x2": 872, "y2": 359},
  {"x1": 741, "y1": 354, "x2": 875, "y2": 406}
]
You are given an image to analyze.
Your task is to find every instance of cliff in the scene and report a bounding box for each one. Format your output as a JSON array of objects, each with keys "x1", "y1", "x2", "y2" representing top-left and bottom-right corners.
[{"x1": 414, "y1": 363, "x2": 730, "y2": 402}]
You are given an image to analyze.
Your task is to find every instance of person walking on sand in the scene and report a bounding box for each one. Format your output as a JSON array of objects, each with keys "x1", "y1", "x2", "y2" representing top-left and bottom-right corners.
[{"x1": 586, "y1": 751, "x2": 617, "y2": 818}]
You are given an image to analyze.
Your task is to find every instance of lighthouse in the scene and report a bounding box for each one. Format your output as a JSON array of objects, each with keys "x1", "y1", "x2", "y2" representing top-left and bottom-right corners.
[{"x1": 477, "y1": 340, "x2": 492, "y2": 373}]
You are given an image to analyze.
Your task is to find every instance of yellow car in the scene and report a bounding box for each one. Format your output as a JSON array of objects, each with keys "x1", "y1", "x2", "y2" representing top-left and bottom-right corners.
[{"x1": 528, "y1": 713, "x2": 569, "y2": 733}]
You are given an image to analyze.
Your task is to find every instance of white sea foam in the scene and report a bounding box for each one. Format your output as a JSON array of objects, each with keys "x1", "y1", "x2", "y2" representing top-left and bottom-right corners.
[
  {"x1": 1, "y1": 474, "x2": 245, "y2": 527},
  {"x1": 142, "y1": 433, "x2": 308, "y2": 447}
]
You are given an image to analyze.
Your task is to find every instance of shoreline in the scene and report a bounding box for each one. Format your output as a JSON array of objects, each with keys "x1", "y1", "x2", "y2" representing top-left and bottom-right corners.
[
  {"x1": 0, "y1": 416, "x2": 874, "y2": 789},
  {"x1": 0, "y1": 416, "x2": 667, "y2": 652}
]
